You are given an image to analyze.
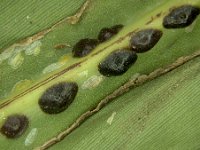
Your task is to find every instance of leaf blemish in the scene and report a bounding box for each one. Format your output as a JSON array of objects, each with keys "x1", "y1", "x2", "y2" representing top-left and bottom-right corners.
[
  {"x1": 24, "y1": 40, "x2": 42, "y2": 56},
  {"x1": 0, "y1": 114, "x2": 29, "y2": 138},
  {"x1": 42, "y1": 62, "x2": 65, "y2": 74},
  {"x1": 78, "y1": 70, "x2": 89, "y2": 78},
  {"x1": 8, "y1": 51, "x2": 24, "y2": 69},
  {"x1": 54, "y1": 44, "x2": 71, "y2": 50},
  {"x1": 0, "y1": 40, "x2": 42, "y2": 69},
  {"x1": 25, "y1": 128, "x2": 38, "y2": 146},
  {"x1": 106, "y1": 112, "x2": 117, "y2": 125},
  {"x1": 67, "y1": 0, "x2": 91, "y2": 25},
  {"x1": 82, "y1": 75, "x2": 104, "y2": 90}
]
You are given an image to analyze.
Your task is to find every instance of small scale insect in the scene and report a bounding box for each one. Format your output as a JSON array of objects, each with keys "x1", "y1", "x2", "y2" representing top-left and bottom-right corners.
[
  {"x1": 38, "y1": 82, "x2": 78, "y2": 114},
  {"x1": 72, "y1": 38, "x2": 99, "y2": 57},
  {"x1": 0, "y1": 114, "x2": 29, "y2": 138},
  {"x1": 163, "y1": 5, "x2": 200, "y2": 28},
  {"x1": 98, "y1": 24, "x2": 124, "y2": 42},
  {"x1": 130, "y1": 29, "x2": 163, "y2": 53},
  {"x1": 98, "y1": 49, "x2": 137, "y2": 76}
]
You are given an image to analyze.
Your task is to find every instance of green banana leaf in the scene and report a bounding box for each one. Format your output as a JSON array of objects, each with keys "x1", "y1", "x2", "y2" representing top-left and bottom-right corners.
[{"x1": 0, "y1": 0, "x2": 200, "y2": 149}]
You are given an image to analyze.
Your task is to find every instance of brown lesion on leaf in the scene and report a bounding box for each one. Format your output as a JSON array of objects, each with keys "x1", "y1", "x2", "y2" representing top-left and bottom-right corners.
[
  {"x1": 36, "y1": 49, "x2": 200, "y2": 150},
  {"x1": 54, "y1": 44, "x2": 71, "y2": 50},
  {"x1": 66, "y1": 0, "x2": 91, "y2": 25},
  {"x1": 145, "y1": 12, "x2": 163, "y2": 25}
]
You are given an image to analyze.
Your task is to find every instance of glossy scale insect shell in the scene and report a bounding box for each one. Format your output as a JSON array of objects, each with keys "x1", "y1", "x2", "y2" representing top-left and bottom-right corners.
[
  {"x1": 98, "y1": 24, "x2": 124, "y2": 42},
  {"x1": 38, "y1": 82, "x2": 78, "y2": 114},
  {"x1": 72, "y1": 38, "x2": 99, "y2": 57},
  {"x1": 130, "y1": 29, "x2": 163, "y2": 53},
  {"x1": 98, "y1": 49, "x2": 137, "y2": 76},
  {"x1": 0, "y1": 114, "x2": 29, "y2": 138},
  {"x1": 163, "y1": 5, "x2": 200, "y2": 28}
]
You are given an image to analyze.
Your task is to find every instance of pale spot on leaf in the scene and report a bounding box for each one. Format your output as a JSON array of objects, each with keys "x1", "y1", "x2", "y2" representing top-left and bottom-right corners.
[
  {"x1": 25, "y1": 128, "x2": 38, "y2": 146},
  {"x1": 78, "y1": 70, "x2": 89, "y2": 78},
  {"x1": 42, "y1": 62, "x2": 65, "y2": 74},
  {"x1": 8, "y1": 51, "x2": 24, "y2": 69},
  {"x1": 82, "y1": 75, "x2": 104, "y2": 90},
  {"x1": 25, "y1": 40, "x2": 41, "y2": 56},
  {"x1": 107, "y1": 112, "x2": 117, "y2": 125}
]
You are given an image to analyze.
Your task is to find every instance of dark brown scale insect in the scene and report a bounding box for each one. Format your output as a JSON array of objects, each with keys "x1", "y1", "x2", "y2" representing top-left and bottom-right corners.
[
  {"x1": 72, "y1": 39, "x2": 99, "y2": 57},
  {"x1": 130, "y1": 29, "x2": 163, "y2": 53},
  {"x1": 163, "y1": 5, "x2": 200, "y2": 28},
  {"x1": 38, "y1": 82, "x2": 78, "y2": 114},
  {"x1": 0, "y1": 114, "x2": 29, "y2": 138},
  {"x1": 98, "y1": 49, "x2": 137, "y2": 76},
  {"x1": 98, "y1": 24, "x2": 124, "y2": 42}
]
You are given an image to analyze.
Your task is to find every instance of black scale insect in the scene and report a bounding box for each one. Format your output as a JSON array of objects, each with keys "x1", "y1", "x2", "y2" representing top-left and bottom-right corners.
[
  {"x1": 0, "y1": 114, "x2": 29, "y2": 138},
  {"x1": 98, "y1": 50, "x2": 137, "y2": 76},
  {"x1": 98, "y1": 24, "x2": 124, "y2": 42},
  {"x1": 130, "y1": 29, "x2": 163, "y2": 53},
  {"x1": 163, "y1": 5, "x2": 200, "y2": 28},
  {"x1": 72, "y1": 39, "x2": 99, "y2": 57},
  {"x1": 38, "y1": 82, "x2": 78, "y2": 114}
]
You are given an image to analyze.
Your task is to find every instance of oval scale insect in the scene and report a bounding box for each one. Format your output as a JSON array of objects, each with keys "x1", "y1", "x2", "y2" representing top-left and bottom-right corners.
[
  {"x1": 0, "y1": 114, "x2": 29, "y2": 138},
  {"x1": 38, "y1": 82, "x2": 78, "y2": 114},
  {"x1": 130, "y1": 29, "x2": 163, "y2": 53},
  {"x1": 163, "y1": 5, "x2": 200, "y2": 28},
  {"x1": 98, "y1": 49, "x2": 137, "y2": 76},
  {"x1": 98, "y1": 24, "x2": 124, "y2": 42},
  {"x1": 72, "y1": 38, "x2": 99, "y2": 57}
]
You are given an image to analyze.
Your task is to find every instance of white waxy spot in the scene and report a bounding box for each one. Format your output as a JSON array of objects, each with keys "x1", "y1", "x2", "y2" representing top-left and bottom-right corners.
[
  {"x1": 25, "y1": 41, "x2": 41, "y2": 56},
  {"x1": 78, "y1": 70, "x2": 88, "y2": 78},
  {"x1": 107, "y1": 112, "x2": 117, "y2": 125},
  {"x1": 82, "y1": 75, "x2": 104, "y2": 90},
  {"x1": 0, "y1": 48, "x2": 14, "y2": 64},
  {"x1": 24, "y1": 128, "x2": 38, "y2": 146},
  {"x1": 0, "y1": 40, "x2": 42, "y2": 69},
  {"x1": 8, "y1": 51, "x2": 24, "y2": 69},
  {"x1": 42, "y1": 62, "x2": 65, "y2": 74}
]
